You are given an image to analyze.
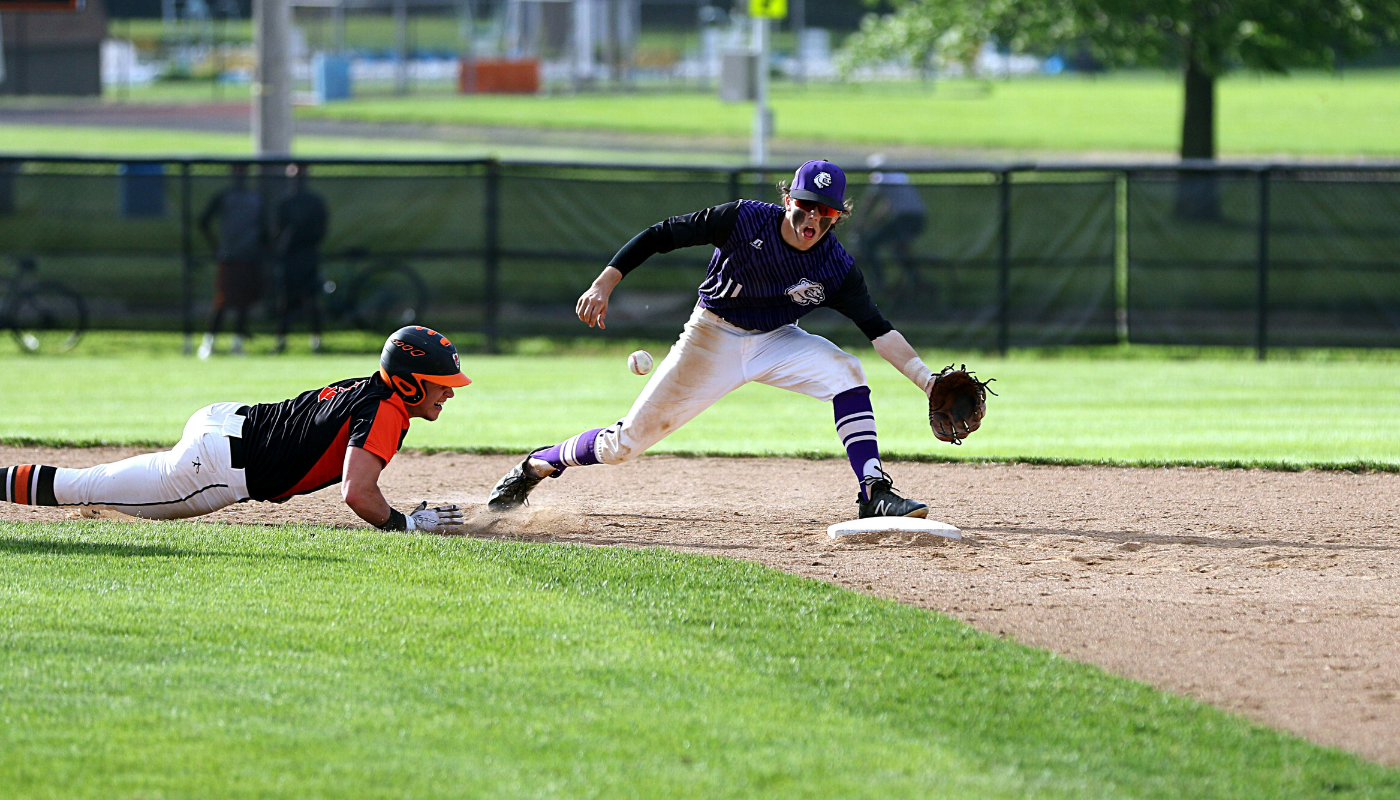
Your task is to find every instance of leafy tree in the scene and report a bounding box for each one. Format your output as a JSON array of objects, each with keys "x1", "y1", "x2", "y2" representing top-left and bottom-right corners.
[{"x1": 842, "y1": 0, "x2": 1400, "y2": 160}]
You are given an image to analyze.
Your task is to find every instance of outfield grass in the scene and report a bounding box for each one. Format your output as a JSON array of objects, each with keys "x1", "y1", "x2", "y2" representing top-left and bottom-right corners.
[
  {"x1": 2, "y1": 336, "x2": 1397, "y2": 468},
  {"x1": 0, "y1": 124, "x2": 735, "y2": 164},
  {"x1": 2, "y1": 521, "x2": 1395, "y2": 798},
  {"x1": 297, "y1": 71, "x2": 1400, "y2": 157},
  {"x1": 10, "y1": 71, "x2": 1400, "y2": 159}
]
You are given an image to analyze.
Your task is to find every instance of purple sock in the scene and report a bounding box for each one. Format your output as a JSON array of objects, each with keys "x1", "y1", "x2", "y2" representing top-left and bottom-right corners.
[
  {"x1": 833, "y1": 387, "x2": 882, "y2": 501},
  {"x1": 531, "y1": 427, "x2": 605, "y2": 477}
]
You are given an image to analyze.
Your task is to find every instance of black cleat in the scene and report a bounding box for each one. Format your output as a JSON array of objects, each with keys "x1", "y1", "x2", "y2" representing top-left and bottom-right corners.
[
  {"x1": 487, "y1": 456, "x2": 547, "y2": 511},
  {"x1": 857, "y1": 475, "x2": 929, "y2": 519}
]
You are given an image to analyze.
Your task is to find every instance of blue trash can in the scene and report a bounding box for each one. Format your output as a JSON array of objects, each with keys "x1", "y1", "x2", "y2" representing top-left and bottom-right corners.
[
  {"x1": 314, "y1": 54, "x2": 353, "y2": 103},
  {"x1": 119, "y1": 162, "x2": 165, "y2": 218}
]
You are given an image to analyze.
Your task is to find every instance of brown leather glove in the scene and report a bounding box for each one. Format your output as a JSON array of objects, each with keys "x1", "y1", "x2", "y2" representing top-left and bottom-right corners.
[{"x1": 927, "y1": 364, "x2": 995, "y2": 445}]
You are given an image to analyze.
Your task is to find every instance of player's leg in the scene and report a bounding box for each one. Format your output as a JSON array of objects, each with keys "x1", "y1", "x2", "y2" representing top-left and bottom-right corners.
[
  {"x1": 200, "y1": 289, "x2": 227, "y2": 360},
  {"x1": 274, "y1": 286, "x2": 302, "y2": 354},
  {"x1": 488, "y1": 307, "x2": 747, "y2": 509},
  {"x1": 892, "y1": 214, "x2": 926, "y2": 288},
  {"x1": 747, "y1": 326, "x2": 927, "y2": 518},
  {"x1": 1, "y1": 404, "x2": 250, "y2": 520},
  {"x1": 230, "y1": 306, "x2": 249, "y2": 355},
  {"x1": 307, "y1": 282, "x2": 323, "y2": 351}
]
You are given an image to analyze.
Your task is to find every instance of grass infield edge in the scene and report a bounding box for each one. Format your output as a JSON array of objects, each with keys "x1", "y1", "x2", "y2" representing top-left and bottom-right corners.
[{"x1": 4, "y1": 435, "x2": 1396, "y2": 475}]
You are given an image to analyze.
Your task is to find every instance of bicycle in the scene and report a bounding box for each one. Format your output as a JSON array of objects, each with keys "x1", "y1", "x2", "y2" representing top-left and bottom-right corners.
[
  {"x1": 318, "y1": 248, "x2": 430, "y2": 332},
  {"x1": 1, "y1": 256, "x2": 87, "y2": 353}
]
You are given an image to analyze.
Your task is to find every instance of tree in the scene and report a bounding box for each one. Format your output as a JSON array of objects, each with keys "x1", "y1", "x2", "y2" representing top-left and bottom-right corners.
[{"x1": 842, "y1": 0, "x2": 1400, "y2": 161}]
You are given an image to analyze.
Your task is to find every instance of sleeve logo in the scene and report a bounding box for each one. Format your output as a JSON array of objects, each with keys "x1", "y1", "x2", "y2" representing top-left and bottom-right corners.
[
  {"x1": 318, "y1": 380, "x2": 366, "y2": 401},
  {"x1": 786, "y1": 278, "x2": 826, "y2": 306}
]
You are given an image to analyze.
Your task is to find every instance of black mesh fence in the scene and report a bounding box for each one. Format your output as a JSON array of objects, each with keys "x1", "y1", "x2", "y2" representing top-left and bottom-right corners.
[
  {"x1": 1127, "y1": 168, "x2": 1400, "y2": 351},
  {"x1": 0, "y1": 157, "x2": 1396, "y2": 354}
]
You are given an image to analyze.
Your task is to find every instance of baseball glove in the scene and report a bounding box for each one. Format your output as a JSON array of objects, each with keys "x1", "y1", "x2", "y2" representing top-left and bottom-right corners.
[{"x1": 927, "y1": 364, "x2": 995, "y2": 445}]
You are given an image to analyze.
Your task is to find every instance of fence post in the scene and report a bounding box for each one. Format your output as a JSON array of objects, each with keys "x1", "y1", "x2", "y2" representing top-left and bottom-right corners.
[
  {"x1": 483, "y1": 159, "x2": 501, "y2": 355},
  {"x1": 180, "y1": 161, "x2": 194, "y2": 356},
  {"x1": 729, "y1": 169, "x2": 741, "y2": 202},
  {"x1": 997, "y1": 169, "x2": 1011, "y2": 356},
  {"x1": 1255, "y1": 168, "x2": 1270, "y2": 361},
  {"x1": 1115, "y1": 171, "x2": 1130, "y2": 344}
]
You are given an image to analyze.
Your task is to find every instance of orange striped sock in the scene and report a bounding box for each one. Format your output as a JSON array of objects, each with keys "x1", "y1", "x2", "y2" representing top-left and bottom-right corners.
[{"x1": 2, "y1": 465, "x2": 57, "y2": 505}]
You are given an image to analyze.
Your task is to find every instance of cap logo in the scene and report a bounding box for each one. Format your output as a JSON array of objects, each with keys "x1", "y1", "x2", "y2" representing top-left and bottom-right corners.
[
  {"x1": 453, "y1": 353, "x2": 460, "y2": 371},
  {"x1": 391, "y1": 338, "x2": 426, "y2": 357},
  {"x1": 814, "y1": 171, "x2": 832, "y2": 189}
]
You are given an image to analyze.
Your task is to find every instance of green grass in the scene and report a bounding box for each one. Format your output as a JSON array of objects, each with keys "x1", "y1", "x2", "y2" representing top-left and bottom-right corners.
[
  {"x1": 295, "y1": 70, "x2": 1400, "y2": 157},
  {"x1": 2, "y1": 333, "x2": 1398, "y2": 468},
  {"x1": 2, "y1": 521, "x2": 1395, "y2": 798},
  {"x1": 17, "y1": 71, "x2": 1400, "y2": 159},
  {"x1": 0, "y1": 123, "x2": 740, "y2": 164}
]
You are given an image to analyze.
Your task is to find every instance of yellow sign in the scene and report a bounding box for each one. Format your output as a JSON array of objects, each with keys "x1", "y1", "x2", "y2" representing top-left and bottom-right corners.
[{"x1": 749, "y1": 0, "x2": 786, "y2": 19}]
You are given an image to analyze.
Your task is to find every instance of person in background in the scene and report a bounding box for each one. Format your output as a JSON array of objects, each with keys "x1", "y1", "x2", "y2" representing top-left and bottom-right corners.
[
  {"x1": 197, "y1": 163, "x2": 267, "y2": 359},
  {"x1": 273, "y1": 163, "x2": 330, "y2": 355},
  {"x1": 854, "y1": 155, "x2": 928, "y2": 296}
]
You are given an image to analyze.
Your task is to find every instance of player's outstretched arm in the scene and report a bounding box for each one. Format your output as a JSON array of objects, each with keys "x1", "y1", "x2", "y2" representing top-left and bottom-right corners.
[
  {"x1": 341, "y1": 446, "x2": 465, "y2": 533},
  {"x1": 872, "y1": 329, "x2": 936, "y2": 395},
  {"x1": 874, "y1": 329, "x2": 993, "y2": 444},
  {"x1": 342, "y1": 445, "x2": 395, "y2": 525},
  {"x1": 577, "y1": 266, "x2": 623, "y2": 329}
]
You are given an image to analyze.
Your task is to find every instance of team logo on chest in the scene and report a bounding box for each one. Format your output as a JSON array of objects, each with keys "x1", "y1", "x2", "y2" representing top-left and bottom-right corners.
[{"x1": 786, "y1": 278, "x2": 826, "y2": 306}]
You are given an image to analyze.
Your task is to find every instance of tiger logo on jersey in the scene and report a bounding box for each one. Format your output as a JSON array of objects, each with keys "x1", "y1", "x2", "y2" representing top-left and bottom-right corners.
[{"x1": 786, "y1": 278, "x2": 826, "y2": 306}]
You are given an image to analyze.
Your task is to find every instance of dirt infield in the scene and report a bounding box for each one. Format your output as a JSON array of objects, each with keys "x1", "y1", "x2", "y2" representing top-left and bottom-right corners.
[{"x1": 4, "y1": 446, "x2": 1399, "y2": 766}]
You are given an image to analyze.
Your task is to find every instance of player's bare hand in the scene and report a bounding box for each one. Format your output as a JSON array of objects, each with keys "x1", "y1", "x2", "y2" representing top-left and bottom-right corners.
[
  {"x1": 407, "y1": 501, "x2": 464, "y2": 534},
  {"x1": 576, "y1": 286, "x2": 611, "y2": 329},
  {"x1": 577, "y1": 266, "x2": 623, "y2": 329}
]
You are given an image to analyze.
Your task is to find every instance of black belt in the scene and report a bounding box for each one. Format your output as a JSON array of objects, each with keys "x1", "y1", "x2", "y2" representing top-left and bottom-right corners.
[{"x1": 228, "y1": 405, "x2": 250, "y2": 469}]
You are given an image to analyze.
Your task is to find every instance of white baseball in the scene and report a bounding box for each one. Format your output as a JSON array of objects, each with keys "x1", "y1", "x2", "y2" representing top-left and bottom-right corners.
[{"x1": 628, "y1": 350, "x2": 653, "y2": 375}]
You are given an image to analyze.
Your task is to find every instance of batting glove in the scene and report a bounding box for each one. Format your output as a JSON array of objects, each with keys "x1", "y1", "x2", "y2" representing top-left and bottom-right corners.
[{"x1": 405, "y1": 501, "x2": 465, "y2": 534}]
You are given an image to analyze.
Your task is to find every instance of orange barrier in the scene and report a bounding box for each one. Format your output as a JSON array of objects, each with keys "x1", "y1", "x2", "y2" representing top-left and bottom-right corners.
[{"x1": 458, "y1": 59, "x2": 540, "y2": 94}]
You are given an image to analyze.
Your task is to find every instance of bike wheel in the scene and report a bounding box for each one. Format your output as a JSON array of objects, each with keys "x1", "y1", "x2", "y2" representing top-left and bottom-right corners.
[
  {"x1": 345, "y1": 262, "x2": 429, "y2": 333},
  {"x1": 9, "y1": 282, "x2": 87, "y2": 353}
]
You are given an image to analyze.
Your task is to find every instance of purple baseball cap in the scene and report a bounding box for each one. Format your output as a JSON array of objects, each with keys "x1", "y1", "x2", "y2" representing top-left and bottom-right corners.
[{"x1": 788, "y1": 159, "x2": 846, "y2": 211}]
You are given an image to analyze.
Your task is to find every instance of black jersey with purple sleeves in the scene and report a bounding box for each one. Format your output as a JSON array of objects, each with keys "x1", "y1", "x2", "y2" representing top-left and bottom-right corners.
[
  {"x1": 240, "y1": 373, "x2": 411, "y2": 501},
  {"x1": 609, "y1": 200, "x2": 893, "y2": 339}
]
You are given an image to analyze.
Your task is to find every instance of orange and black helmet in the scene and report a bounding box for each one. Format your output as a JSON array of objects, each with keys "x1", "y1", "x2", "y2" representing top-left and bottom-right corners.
[{"x1": 379, "y1": 326, "x2": 471, "y2": 404}]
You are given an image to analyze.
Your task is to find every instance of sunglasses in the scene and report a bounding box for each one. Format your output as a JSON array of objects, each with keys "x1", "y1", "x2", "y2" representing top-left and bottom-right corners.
[{"x1": 790, "y1": 198, "x2": 842, "y2": 218}]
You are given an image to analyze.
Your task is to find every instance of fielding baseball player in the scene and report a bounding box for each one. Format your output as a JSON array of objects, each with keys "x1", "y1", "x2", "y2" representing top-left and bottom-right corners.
[
  {"x1": 489, "y1": 159, "x2": 960, "y2": 519},
  {"x1": 1, "y1": 326, "x2": 468, "y2": 534}
]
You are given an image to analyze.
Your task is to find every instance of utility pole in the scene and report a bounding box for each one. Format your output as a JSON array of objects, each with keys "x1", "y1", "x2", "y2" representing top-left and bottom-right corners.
[
  {"x1": 750, "y1": 14, "x2": 768, "y2": 164},
  {"x1": 253, "y1": 0, "x2": 293, "y2": 156},
  {"x1": 393, "y1": 0, "x2": 409, "y2": 95},
  {"x1": 747, "y1": 0, "x2": 783, "y2": 164}
]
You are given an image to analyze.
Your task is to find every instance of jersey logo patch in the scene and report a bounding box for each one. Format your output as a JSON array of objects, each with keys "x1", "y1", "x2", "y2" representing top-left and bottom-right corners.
[
  {"x1": 750, "y1": 238, "x2": 763, "y2": 249},
  {"x1": 786, "y1": 279, "x2": 826, "y2": 306},
  {"x1": 318, "y1": 380, "x2": 366, "y2": 401}
]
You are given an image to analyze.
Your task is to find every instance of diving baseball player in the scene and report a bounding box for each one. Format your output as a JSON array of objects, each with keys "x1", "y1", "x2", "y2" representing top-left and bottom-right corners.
[
  {"x1": 2, "y1": 326, "x2": 468, "y2": 533},
  {"x1": 488, "y1": 160, "x2": 948, "y2": 519}
]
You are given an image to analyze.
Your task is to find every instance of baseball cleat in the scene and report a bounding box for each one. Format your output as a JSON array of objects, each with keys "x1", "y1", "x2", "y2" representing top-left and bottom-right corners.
[
  {"x1": 487, "y1": 456, "x2": 546, "y2": 511},
  {"x1": 857, "y1": 477, "x2": 929, "y2": 519}
]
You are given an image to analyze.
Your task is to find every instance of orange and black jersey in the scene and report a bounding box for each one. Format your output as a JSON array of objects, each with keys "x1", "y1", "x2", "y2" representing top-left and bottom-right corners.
[{"x1": 240, "y1": 373, "x2": 411, "y2": 501}]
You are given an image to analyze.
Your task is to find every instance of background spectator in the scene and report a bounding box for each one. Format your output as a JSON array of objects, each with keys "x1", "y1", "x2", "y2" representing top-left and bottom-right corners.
[
  {"x1": 854, "y1": 157, "x2": 928, "y2": 297},
  {"x1": 197, "y1": 163, "x2": 267, "y2": 359},
  {"x1": 273, "y1": 163, "x2": 330, "y2": 354}
]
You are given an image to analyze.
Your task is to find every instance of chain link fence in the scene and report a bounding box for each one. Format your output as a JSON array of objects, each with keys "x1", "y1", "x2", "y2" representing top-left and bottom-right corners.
[{"x1": 0, "y1": 156, "x2": 1396, "y2": 355}]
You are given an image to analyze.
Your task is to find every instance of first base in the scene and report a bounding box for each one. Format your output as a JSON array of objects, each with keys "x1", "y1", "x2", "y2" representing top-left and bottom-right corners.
[{"x1": 827, "y1": 517, "x2": 962, "y2": 541}]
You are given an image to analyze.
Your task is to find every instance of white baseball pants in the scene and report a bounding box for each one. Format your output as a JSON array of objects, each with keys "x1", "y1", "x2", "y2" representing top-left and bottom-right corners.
[
  {"x1": 53, "y1": 402, "x2": 251, "y2": 519},
  {"x1": 593, "y1": 305, "x2": 866, "y2": 464}
]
